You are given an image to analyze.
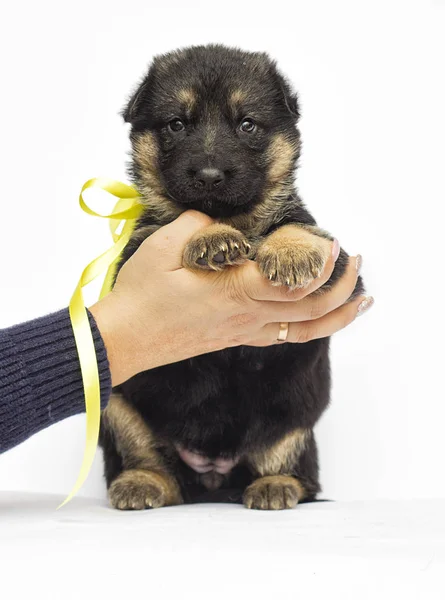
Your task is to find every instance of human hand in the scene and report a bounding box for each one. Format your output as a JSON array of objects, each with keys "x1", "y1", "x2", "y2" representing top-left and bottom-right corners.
[{"x1": 90, "y1": 211, "x2": 372, "y2": 386}]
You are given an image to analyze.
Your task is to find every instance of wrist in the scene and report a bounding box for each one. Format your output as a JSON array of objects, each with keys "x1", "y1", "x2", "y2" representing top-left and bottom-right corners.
[{"x1": 89, "y1": 294, "x2": 138, "y2": 387}]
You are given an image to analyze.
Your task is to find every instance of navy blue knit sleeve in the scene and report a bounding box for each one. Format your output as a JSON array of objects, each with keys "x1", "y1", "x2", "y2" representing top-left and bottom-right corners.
[{"x1": 0, "y1": 308, "x2": 112, "y2": 453}]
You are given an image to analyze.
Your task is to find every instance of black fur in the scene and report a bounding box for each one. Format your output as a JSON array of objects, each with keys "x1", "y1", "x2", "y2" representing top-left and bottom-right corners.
[{"x1": 100, "y1": 45, "x2": 364, "y2": 505}]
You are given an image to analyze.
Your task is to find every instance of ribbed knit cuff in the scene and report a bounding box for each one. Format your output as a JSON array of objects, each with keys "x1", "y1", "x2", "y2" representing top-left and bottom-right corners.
[{"x1": 0, "y1": 308, "x2": 112, "y2": 453}]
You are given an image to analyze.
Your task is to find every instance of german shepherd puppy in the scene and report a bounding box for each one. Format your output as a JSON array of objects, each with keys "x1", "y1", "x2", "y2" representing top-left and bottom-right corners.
[{"x1": 100, "y1": 45, "x2": 364, "y2": 510}]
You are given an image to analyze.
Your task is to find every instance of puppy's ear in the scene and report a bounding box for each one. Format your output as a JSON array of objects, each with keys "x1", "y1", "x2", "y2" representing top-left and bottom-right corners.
[
  {"x1": 283, "y1": 89, "x2": 300, "y2": 121},
  {"x1": 280, "y1": 79, "x2": 300, "y2": 121},
  {"x1": 121, "y1": 75, "x2": 150, "y2": 124},
  {"x1": 276, "y1": 71, "x2": 300, "y2": 122}
]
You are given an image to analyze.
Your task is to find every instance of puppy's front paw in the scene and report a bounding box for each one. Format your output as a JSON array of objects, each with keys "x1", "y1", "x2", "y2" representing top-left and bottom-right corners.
[
  {"x1": 243, "y1": 475, "x2": 303, "y2": 510},
  {"x1": 183, "y1": 224, "x2": 251, "y2": 270},
  {"x1": 256, "y1": 235, "x2": 331, "y2": 289},
  {"x1": 109, "y1": 469, "x2": 183, "y2": 510}
]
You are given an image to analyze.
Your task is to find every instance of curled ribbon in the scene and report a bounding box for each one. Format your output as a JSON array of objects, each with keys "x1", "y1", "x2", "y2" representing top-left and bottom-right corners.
[{"x1": 58, "y1": 178, "x2": 143, "y2": 508}]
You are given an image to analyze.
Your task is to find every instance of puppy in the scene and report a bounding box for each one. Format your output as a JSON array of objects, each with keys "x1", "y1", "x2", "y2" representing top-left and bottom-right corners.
[{"x1": 99, "y1": 45, "x2": 364, "y2": 510}]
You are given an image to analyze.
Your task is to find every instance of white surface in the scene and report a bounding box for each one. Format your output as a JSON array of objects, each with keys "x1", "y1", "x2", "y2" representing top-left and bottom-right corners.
[
  {"x1": 1, "y1": 0, "x2": 445, "y2": 502},
  {"x1": 1, "y1": 493, "x2": 444, "y2": 600}
]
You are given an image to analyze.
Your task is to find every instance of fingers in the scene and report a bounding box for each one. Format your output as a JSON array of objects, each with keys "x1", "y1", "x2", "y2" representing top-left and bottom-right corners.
[
  {"x1": 262, "y1": 255, "x2": 360, "y2": 323},
  {"x1": 144, "y1": 210, "x2": 214, "y2": 271},
  {"x1": 241, "y1": 239, "x2": 340, "y2": 302},
  {"x1": 251, "y1": 294, "x2": 374, "y2": 346}
]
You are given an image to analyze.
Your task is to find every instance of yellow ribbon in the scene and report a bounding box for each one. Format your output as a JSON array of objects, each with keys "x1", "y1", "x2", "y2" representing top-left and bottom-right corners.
[{"x1": 58, "y1": 178, "x2": 143, "y2": 508}]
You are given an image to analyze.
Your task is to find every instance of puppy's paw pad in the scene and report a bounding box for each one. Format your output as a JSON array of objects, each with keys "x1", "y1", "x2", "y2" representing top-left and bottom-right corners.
[
  {"x1": 109, "y1": 469, "x2": 182, "y2": 510},
  {"x1": 243, "y1": 475, "x2": 302, "y2": 510},
  {"x1": 184, "y1": 226, "x2": 251, "y2": 270},
  {"x1": 257, "y1": 242, "x2": 329, "y2": 289}
]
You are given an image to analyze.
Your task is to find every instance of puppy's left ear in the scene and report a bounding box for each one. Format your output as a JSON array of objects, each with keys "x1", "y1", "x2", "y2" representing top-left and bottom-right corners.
[
  {"x1": 274, "y1": 68, "x2": 300, "y2": 121},
  {"x1": 281, "y1": 80, "x2": 300, "y2": 121},
  {"x1": 283, "y1": 89, "x2": 300, "y2": 121}
]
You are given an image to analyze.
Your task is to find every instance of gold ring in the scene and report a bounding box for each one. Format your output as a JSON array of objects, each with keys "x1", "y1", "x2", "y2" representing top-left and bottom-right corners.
[{"x1": 277, "y1": 322, "x2": 289, "y2": 342}]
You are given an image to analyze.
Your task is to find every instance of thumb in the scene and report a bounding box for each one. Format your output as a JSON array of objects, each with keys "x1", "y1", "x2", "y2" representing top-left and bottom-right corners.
[{"x1": 144, "y1": 210, "x2": 214, "y2": 271}]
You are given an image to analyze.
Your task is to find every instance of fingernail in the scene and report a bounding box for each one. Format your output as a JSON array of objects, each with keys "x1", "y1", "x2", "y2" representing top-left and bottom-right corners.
[
  {"x1": 357, "y1": 296, "x2": 374, "y2": 317},
  {"x1": 331, "y1": 239, "x2": 340, "y2": 261},
  {"x1": 356, "y1": 255, "x2": 363, "y2": 274}
]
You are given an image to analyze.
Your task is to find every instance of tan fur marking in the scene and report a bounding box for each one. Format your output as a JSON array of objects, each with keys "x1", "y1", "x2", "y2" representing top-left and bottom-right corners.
[
  {"x1": 261, "y1": 224, "x2": 332, "y2": 251},
  {"x1": 229, "y1": 89, "x2": 247, "y2": 110},
  {"x1": 243, "y1": 475, "x2": 305, "y2": 510},
  {"x1": 256, "y1": 224, "x2": 332, "y2": 289},
  {"x1": 132, "y1": 131, "x2": 183, "y2": 220},
  {"x1": 247, "y1": 428, "x2": 309, "y2": 477},
  {"x1": 133, "y1": 131, "x2": 158, "y2": 173},
  {"x1": 177, "y1": 88, "x2": 196, "y2": 112},
  {"x1": 103, "y1": 394, "x2": 165, "y2": 471},
  {"x1": 267, "y1": 134, "x2": 299, "y2": 183}
]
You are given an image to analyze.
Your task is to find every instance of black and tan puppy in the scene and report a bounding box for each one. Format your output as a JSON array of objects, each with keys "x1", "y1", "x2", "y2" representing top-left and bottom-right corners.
[{"x1": 100, "y1": 45, "x2": 364, "y2": 510}]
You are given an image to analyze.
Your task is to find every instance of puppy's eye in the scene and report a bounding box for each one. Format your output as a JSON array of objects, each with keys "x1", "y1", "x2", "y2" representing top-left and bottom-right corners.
[
  {"x1": 240, "y1": 118, "x2": 257, "y2": 133},
  {"x1": 168, "y1": 118, "x2": 185, "y2": 133}
]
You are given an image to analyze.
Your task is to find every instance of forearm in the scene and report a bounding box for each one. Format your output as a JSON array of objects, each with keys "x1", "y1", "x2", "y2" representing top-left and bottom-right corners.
[{"x1": 0, "y1": 308, "x2": 112, "y2": 453}]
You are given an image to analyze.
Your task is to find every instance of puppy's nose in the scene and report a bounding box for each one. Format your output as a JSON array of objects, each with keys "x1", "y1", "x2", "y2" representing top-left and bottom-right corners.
[{"x1": 195, "y1": 167, "x2": 225, "y2": 189}]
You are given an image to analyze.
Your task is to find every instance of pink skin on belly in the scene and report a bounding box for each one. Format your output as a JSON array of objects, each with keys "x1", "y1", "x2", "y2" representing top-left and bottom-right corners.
[{"x1": 176, "y1": 446, "x2": 239, "y2": 475}]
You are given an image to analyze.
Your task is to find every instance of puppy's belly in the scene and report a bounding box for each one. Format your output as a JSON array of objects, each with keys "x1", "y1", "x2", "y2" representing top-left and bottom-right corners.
[{"x1": 176, "y1": 445, "x2": 239, "y2": 475}]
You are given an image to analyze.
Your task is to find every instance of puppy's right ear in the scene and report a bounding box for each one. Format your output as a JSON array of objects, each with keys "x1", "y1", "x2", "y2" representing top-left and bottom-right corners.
[{"x1": 121, "y1": 74, "x2": 150, "y2": 125}]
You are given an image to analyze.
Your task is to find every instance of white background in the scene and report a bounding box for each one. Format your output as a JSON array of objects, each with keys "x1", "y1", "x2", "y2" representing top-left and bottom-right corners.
[{"x1": 0, "y1": 0, "x2": 444, "y2": 503}]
